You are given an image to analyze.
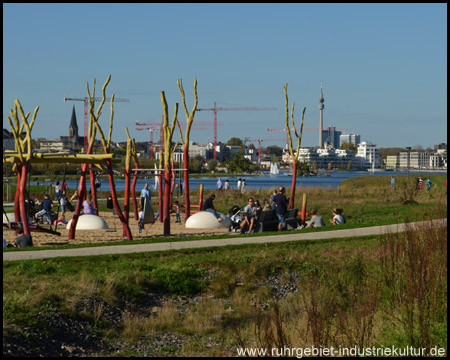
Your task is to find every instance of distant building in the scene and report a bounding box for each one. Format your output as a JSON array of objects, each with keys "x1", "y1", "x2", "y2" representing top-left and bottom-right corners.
[
  {"x1": 284, "y1": 147, "x2": 364, "y2": 170},
  {"x1": 434, "y1": 143, "x2": 447, "y2": 150},
  {"x1": 398, "y1": 151, "x2": 430, "y2": 169},
  {"x1": 386, "y1": 149, "x2": 446, "y2": 170},
  {"x1": 321, "y1": 126, "x2": 342, "y2": 149},
  {"x1": 37, "y1": 139, "x2": 66, "y2": 152},
  {"x1": 59, "y1": 105, "x2": 84, "y2": 149},
  {"x1": 3, "y1": 129, "x2": 15, "y2": 150},
  {"x1": 340, "y1": 134, "x2": 361, "y2": 147},
  {"x1": 385, "y1": 155, "x2": 400, "y2": 169},
  {"x1": 356, "y1": 141, "x2": 381, "y2": 169}
]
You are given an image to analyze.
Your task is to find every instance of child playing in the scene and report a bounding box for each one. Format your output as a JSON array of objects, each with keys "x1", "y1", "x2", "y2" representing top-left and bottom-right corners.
[
  {"x1": 138, "y1": 207, "x2": 144, "y2": 233},
  {"x1": 174, "y1": 201, "x2": 181, "y2": 223}
]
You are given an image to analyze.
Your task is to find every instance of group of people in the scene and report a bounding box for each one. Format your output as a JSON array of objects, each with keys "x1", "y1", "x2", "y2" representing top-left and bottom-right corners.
[
  {"x1": 216, "y1": 178, "x2": 247, "y2": 193},
  {"x1": 417, "y1": 176, "x2": 432, "y2": 191},
  {"x1": 238, "y1": 186, "x2": 346, "y2": 233},
  {"x1": 216, "y1": 178, "x2": 232, "y2": 192},
  {"x1": 391, "y1": 176, "x2": 433, "y2": 192}
]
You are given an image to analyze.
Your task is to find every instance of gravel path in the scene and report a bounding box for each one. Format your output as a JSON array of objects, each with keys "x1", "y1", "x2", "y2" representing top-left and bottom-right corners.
[{"x1": 3, "y1": 219, "x2": 446, "y2": 262}]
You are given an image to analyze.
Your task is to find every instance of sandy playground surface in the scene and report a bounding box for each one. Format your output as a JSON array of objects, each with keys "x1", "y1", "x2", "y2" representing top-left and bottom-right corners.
[{"x1": 3, "y1": 211, "x2": 231, "y2": 247}]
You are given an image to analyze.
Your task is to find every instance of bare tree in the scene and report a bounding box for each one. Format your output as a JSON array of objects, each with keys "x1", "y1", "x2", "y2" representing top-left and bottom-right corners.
[{"x1": 283, "y1": 84, "x2": 305, "y2": 209}]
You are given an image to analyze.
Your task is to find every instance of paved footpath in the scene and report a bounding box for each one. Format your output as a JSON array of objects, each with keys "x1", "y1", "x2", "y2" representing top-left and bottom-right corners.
[{"x1": 3, "y1": 219, "x2": 446, "y2": 262}]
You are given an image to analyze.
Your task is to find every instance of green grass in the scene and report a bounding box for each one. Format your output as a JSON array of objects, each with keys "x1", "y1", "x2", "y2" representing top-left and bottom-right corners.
[{"x1": 3, "y1": 220, "x2": 447, "y2": 355}]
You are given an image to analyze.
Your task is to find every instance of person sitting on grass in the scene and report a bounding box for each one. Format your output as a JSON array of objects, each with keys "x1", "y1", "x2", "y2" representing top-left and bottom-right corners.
[
  {"x1": 330, "y1": 208, "x2": 345, "y2": 225},
  {"x1": 240, "y1": 197, "x2": 260, "y2": 234},
  {"x1": 305, "y1": 209, "x2": 325, "y2": 228}
]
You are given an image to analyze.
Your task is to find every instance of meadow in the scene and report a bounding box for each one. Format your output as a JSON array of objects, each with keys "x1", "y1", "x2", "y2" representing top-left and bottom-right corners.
[{"x1": 3, "y1": 174, "x2": 447, "y2": 356}]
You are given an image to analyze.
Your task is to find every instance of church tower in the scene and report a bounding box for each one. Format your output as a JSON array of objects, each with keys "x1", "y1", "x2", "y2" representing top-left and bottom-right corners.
[{"x1": 68, "y1": 105, "x2": 79, "y2": 140}]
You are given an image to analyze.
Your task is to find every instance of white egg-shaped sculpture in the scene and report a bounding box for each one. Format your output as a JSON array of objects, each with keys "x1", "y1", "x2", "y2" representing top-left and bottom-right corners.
[
  {"x1": 66, "y1": 214, "x2": 109, "y2": 230},
  {"x1": 185, "y1": 211, "x2": 231, "y2": 229}
]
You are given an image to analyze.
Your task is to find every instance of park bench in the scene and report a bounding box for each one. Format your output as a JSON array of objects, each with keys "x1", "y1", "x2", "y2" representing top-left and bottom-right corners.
[{"x1": 252, "y1": 208, "x2": 300, "y2": 233}]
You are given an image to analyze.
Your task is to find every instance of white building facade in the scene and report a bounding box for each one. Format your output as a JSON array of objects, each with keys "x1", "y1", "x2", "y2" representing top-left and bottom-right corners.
[{"x1": 356, "y1": 141, "x2": 381, "y2": 169}]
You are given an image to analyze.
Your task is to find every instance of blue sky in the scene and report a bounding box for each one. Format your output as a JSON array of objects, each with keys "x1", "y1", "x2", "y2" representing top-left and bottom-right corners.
[{"x1": 3, "y1": 3, "x2": 447, "y2": 149}]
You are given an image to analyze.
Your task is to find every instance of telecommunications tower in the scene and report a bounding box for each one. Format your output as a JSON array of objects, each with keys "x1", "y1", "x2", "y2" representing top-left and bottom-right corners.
[{"x1": 318, "y1": 81, "x2": 325, "y2": 148}]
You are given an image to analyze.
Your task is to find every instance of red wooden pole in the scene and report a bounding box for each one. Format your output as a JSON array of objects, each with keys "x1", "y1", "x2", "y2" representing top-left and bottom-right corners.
[
  {"x1": 301, "y1": 193, "x2": 307, "y2": 226},
  {"x1": 163, "y1": 165, "x2": 171, "y2": 235},
  {"x1": 105, "y1": 160, "x2": 133, "y2": 240},
  {"x1": 89, "y1": 169, "x2": 99, "y2": 215},
  {"x1": 170, "y1": 170, "x2": 176, "y2": 206},
  {"x1": 183, "y1": 146, "x2": 191, "y2": 221},
  {"x1": 68, "y1": 162, "x2": 88, "y2": 240},
  {"x1": 158, "y1": 173, "x2": 163, "y2": 223},
  {"x1": 14, "y1": 168, "x2": 22, "y2": 222},
  {"x1": 198, "y1": 184, "x2": 204, "y2": 212},
  {"x1": 289, "y1": 161, "x2": 297, "y2": 209},
  {"x1": 124, "y1": 165, "x2": 131, "y2": 237},
  {"x1": 131, "y1": 163, "x2": 139, "y2": 221},
  {"x1": 19, "y1": 165, "x2": 30, "y2": 235}
]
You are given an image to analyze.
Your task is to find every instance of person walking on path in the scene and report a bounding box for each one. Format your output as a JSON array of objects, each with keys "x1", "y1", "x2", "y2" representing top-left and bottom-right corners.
[
  {"x1": 273, "y1": 186, "x2": 289, "y2": 232},
  {"x1": 224, "y1": 179, "x2": 230, "y2": 191},
  {"x1": 140, "y1": 183, "x2": 152, "y2": 209}
]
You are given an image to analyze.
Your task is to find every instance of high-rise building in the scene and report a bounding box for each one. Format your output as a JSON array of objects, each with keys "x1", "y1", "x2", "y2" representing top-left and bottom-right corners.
[
  {"x1": 340, "y1": 134, "x2": 361, "y2": 147},
  {"x1": 322, "y1": 126, "x2": 342, "y2": 149},
  {"x1": 356, "y1": 141, "x2": 380, "y2": 168}
]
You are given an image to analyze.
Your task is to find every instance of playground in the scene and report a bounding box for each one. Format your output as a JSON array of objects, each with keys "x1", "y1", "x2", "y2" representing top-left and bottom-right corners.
[{"x1": 2, "y1": 209, "x2": 230, "y2": 247}]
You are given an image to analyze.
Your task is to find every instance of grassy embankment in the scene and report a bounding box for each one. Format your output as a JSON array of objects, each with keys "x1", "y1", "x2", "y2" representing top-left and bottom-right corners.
[{"x1": 3, "y1": 175, "x2": 447, "y2": 356}]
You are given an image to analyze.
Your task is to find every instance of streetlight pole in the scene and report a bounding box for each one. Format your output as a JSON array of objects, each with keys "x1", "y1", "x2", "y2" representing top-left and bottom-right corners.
[{"x1": 406, "y1": 146, "x2": 412, "y2": 189}]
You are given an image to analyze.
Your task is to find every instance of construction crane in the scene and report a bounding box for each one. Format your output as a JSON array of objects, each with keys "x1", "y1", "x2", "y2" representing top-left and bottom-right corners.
[
  {"x1": 136, "y1": 123, "x2": 207, "y2": 159},
  {"x1": 267, "y1": 126, "x2": 347, "y2": 149},
  {"x1": 244, "y1": 138, "x2": 285, "y2": 164},
  {"x1": 197, "y1": 102, "x2": 277, "y2": 161},
  {"x1": 136, "y1": 117, "x2": 220, "y2": 145},
  {"x1": 64, "y1": 95, "x2": 130, "y2": 148},
  {"x1": 136, "y1": 127, "x2": 158, "y2": 159}
]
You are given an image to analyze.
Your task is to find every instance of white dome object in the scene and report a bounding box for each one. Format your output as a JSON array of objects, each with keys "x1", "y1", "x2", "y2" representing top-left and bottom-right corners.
[
  {"x1": 185, "y1": 211, "x2": 231, "y2": 229},
  {"x1": 66, "y1": 214, "x2": 109, "y2": 230}
]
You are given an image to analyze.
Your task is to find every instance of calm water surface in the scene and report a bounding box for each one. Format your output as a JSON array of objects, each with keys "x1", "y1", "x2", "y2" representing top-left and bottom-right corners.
[{"x1": 26, "y1": 170, "x2": 446, "y2": 192}]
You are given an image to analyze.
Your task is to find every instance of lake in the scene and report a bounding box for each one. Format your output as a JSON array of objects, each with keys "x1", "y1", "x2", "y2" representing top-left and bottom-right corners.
[{"x1": 25, "y1": 170, "x2": 446, "y2": 192}]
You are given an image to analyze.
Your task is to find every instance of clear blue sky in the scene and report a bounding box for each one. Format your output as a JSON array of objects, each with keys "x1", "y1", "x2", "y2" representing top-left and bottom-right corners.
[{"x1": 3, "y1": 3, "x2": 447, "y2": 149}]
